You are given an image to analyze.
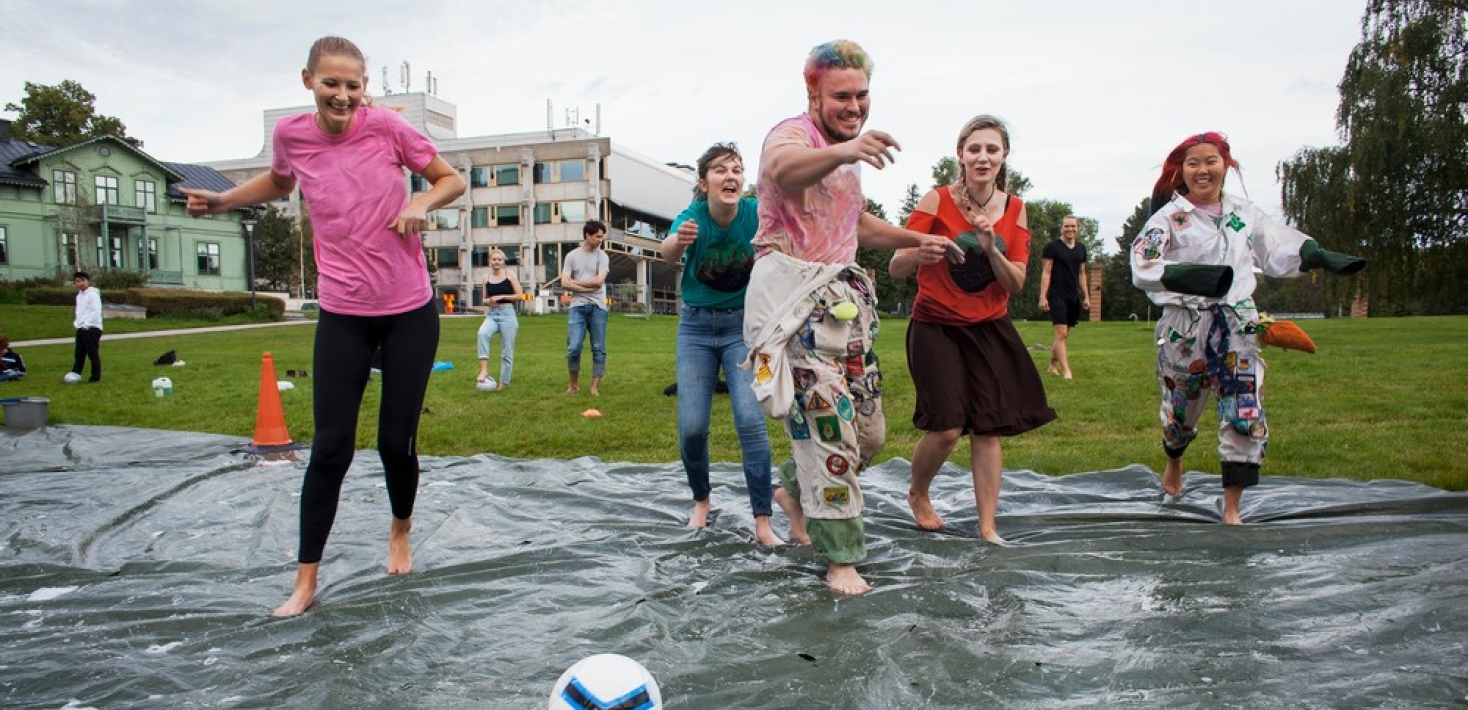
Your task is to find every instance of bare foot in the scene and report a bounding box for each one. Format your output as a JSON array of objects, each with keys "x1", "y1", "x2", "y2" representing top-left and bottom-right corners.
[
  {"x1": 589, "y1": 387, "x2": 600, "y2": 397},
  {"x1": 979, "y1": 526, "x2": 1008, "y2": 544},
  {"x1": 825, "y1": 563, "x2": 871, "y2": 596},
  {"x1": 1222, "y1": 486, "x2": 1243, "y2": 525},
  {"x1": 689, "y1": 499, "x2": 711, "y2": 528},
  {"x1": 754, "y1": 515, "x2": 785, "y2": 546},
  {"x1": 589, "y1": 377, "x2": 602, "y2": 397},
  {"x1": 1062, "y1": 371, "x2": 1074, "y2": 380},
  {"x1": 773, "y1": 488, "x2": 810, "y2": 545},
  {"x1": 1046, "y1": 365, "x2": 1060, "y2": 376},
  {"x1": 564, "y1": 385, "x2": 579, "y2": 395},
  {"x1": 272, "y1": 563, "x2": 319, "y2": 617},
  {"x1": 387, "y1": 517, "x2": 412, "y2": 575},
  {"x1": 1161, "y1": 458, "x2": 1184, "y2": 497},
  {"x1": 907, "y1": 490, "x2": 945, "y2": 531}
]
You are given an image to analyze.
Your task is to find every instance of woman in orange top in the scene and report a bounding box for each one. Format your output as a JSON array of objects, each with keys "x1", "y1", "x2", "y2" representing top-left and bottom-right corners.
[{"x1": 891, "y1": 114, "x2": 1056, "y2": 543}]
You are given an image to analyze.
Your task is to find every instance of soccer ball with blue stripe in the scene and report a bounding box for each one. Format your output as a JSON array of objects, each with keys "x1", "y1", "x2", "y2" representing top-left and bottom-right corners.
[{"x1": 549, "y1": 654, "x2": 661, "y2": 710}]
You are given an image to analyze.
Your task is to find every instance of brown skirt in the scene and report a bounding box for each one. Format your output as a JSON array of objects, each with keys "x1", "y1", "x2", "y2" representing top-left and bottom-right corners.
[{"x1": 905, "y1": 317, "x2": 1057, "y2": 436}]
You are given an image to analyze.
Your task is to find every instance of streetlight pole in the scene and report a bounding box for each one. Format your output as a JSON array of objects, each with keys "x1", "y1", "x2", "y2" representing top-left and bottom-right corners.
[{"x1": 241, "y1": 211, "x2": 257, "y2": 311}]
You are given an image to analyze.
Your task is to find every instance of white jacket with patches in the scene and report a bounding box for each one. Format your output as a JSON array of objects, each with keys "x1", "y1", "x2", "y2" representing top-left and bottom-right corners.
[{"x1": 1131, "y1": 193, "x2": 1312, "y2": 309}]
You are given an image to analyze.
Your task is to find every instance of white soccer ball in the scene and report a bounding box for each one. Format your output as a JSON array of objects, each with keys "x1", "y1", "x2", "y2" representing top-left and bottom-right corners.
[
  {"x1": 476, "y1": 377, "x2": 498, "y2": 392},
  {"x1": 62, "y1": 372, "x2": 82, "y2": 384},
  {"x1": 548, "y1": 654, "x2": 661, "y2": 710}
]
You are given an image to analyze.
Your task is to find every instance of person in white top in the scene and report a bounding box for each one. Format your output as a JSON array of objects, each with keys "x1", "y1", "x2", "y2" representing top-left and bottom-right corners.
[
  {"x1": 70, "y1": 271, "x2": 103, "y2": 382},
  {"x1": 1131, "y1": 131, "x2": 1364, "y2": 524}
]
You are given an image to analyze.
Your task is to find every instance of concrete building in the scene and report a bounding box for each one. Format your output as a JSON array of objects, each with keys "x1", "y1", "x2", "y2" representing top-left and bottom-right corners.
[
  {"x1": 0, "y1": 120, "x2": 249, "y2": 289},
  {"x1": 204, "y1": 92, "x2": 695, "y2": 313}
]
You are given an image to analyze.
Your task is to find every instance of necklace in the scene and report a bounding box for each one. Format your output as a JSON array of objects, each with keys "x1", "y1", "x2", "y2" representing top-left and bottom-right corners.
[{"x1": 954, "y1": 181, "x2": 996, "y2": 216}]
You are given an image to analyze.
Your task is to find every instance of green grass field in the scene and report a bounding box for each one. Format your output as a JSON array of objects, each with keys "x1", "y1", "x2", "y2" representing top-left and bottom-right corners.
[{"x1": 3, "y1": 305, "x2": 1465, "y2": 491}]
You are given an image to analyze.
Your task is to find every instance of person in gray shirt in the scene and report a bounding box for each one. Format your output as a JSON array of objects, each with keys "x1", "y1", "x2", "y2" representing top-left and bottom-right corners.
[{"x1": 562, "y1": 221, "x2": 610, "y2": 395}]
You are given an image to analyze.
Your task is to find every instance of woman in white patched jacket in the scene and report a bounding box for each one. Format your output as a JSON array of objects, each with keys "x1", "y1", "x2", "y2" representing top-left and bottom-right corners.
[{"x1": 1130, "y1": 132, "x2": 1364, "y2": 524}]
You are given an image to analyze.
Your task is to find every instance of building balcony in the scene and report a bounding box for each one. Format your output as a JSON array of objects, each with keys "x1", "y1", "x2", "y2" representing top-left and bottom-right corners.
[
  {"x1": 91, "y1": 204, "x2": 148, "y2": 224},
  {"x1": 148, "y1": 269, "x2": 185, "y2": 285}
]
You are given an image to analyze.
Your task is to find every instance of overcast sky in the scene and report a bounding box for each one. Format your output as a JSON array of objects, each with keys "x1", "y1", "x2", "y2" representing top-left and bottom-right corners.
[{"x1": 6, "y1": 0, "x2": 1366, "y2": 250}]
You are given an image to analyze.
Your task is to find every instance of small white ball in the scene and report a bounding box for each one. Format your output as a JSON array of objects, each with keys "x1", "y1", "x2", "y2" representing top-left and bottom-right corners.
[
  {"x1": 63, "y1": 372, "x2": 82, "y2": 384},
  {"x1": 549, "y1": 654, "x2": 661, "y2": 710},
  {"x1": 476, "y1": 377, "x2": 498, "y2": 392}
]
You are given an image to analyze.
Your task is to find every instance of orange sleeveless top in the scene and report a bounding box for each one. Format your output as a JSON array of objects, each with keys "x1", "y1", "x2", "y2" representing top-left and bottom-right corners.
[{"x1": 905, "y1": 188, "x2": 1031, "y2": 325}]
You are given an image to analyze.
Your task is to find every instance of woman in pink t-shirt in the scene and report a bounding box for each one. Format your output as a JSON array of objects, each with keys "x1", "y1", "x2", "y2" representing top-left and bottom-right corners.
[{"x1": 184, "y1": 36, "x2": 465, "y2": 617}]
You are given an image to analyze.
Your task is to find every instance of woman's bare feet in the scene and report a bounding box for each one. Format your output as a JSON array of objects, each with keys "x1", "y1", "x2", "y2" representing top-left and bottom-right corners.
[
  {"x1": 273, "y1": 562, "x2": 319, "y2": 617},
  {"x1": 564, "y1": 384, "x2": 579, "y2": 394},
  {"x1": 754, "y1": 515, "x2": 785, "y2": 546},
  {"x1": 907, "y1": 490, "x2": 945, "y2": 531},
  {"x1": 387, "y1": 517, "x2": 412, "y2": 575},
  {"x1": 978, "y1": 525, "x2": 1007, "y2": 544},
  {"x1": 773, "y1": 488, "x2": 810, "y2": 545},
  {"x1": 1161, "y1": 458, "x2": 1184, "y2": 497},
  {"x1": 688, "y1": 499, "x2": 711, "y2": 528},
  {"x1": 826, "y1": 563, "x2": 871, "y2": 595}
]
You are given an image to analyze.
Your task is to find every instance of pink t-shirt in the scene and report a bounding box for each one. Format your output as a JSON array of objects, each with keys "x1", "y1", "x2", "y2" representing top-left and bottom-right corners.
[
  {"x1": 752, "y1": 114, "x2": 864, "y2": 265},
  {"x1": 270, "y1": 107, "x2": 438, "y2": 316}
]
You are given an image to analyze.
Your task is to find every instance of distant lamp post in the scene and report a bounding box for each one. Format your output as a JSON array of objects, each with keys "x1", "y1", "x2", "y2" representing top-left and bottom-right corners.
[{"x1": 241, "y1": 211, "x2": 258, "y2": 311}]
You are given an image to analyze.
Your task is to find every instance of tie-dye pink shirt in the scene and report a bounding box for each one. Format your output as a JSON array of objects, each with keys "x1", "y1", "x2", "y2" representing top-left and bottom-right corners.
[
  {"x1": 752, "y1": 114, "x2": 864, "y2": 265},
  {"x1": 270, "y1": 107, "x2": 438, "y2": 316}
]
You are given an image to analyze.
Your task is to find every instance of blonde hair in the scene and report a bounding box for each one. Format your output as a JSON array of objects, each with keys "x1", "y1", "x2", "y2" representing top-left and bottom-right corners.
[
  {"x1": 306, "y1": 36, "x2": 366, "y2": 74},
  {"x1": 955, "y1": 114, "x2": 1011, "y2": 190}
]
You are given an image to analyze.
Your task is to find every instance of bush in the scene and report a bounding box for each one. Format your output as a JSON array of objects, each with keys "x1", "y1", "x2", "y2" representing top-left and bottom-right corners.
[
  {"x1": 155, "y1": 307, "x2": 226, "y2": 321},
  {"x1": 128, "y1": 289, "x2": 285, "y2": 321},
  {"x1": 23, "y1": 287, "x2": 75, "y2": 306},
  {"x1": 93, "y1": 270, "x2": 150, "y2": 291},
  {"x1": 21, "y1": 287, "x2": 285, "y2": 321}
]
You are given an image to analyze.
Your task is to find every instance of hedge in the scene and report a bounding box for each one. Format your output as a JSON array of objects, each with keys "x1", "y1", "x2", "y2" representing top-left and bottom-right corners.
[{"x1": 22, "y1": 287, "x2": 284, "y2": 320}]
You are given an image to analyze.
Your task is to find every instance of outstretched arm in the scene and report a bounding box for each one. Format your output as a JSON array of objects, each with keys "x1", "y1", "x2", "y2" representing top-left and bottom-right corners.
[
  {"x1": 763, "y1": 130, "x2": 900, "y2": 193},
  {"x1": 182, "y1": 170, "x2": 296, "y2": 216}
]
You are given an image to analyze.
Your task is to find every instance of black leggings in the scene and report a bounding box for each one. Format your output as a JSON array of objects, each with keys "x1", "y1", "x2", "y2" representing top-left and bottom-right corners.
[{"x1": 297, "y1": 300, "x2": 439, "y2": 564}]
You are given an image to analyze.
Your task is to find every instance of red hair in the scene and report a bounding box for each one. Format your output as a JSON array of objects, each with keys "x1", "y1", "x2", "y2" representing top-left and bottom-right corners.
[{"x1": 1150, "y1": 132, "x2": 1239, "y2": 214}]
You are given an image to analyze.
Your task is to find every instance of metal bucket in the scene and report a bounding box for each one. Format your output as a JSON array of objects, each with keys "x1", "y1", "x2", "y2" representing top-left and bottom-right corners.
[{"x1": 1, "y1": 397, "x2": 49, "y2": 430}]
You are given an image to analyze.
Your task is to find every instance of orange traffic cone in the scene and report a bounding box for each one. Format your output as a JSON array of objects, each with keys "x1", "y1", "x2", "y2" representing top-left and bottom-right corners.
[{"x1": 248, "y1": 352, "x2": 294, "y2": 450}]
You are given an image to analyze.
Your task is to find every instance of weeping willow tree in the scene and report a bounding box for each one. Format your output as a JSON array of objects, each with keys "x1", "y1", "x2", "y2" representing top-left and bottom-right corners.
[
  {"x1": 1278, "y1": 146, "x2": 1363, "y2": 314},
  {"x1": 1279, "y1": 0, "x2": 1468, "y2": 315}
]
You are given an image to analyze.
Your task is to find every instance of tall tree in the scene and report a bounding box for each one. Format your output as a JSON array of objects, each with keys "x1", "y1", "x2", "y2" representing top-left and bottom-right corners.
[
  {"x1": 1280, "y1": 0, "x2": 1466, "y2": 314},
  {"x1": 856, "y1": 197, "x2": 918, "y2": 314},
  {"x1": 896, "y1": 183, "x2": 923, "y2": 226},
  {"x1": 4, "y1": 80, "x2": 140, "y2": 147},
  {"x1": 932, "y1": 157, "x2": 957, "y2": 189},
  {"x1": 1277, "y1": 146, "x2": 1363, "y2": 315},
  {"x1": 252, "y1": 206, "x2": 303, "y2": 294},
  {"x1": 1099, "y1": 197, "x2": 1156, "y2": 322}
]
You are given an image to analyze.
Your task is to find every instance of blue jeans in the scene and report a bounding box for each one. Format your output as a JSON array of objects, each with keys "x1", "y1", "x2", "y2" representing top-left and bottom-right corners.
[
  {"x1": 676, "y1": 305, "x2": 773, "y2": 517},
  {"x1": 566, "y1": 303, "x2": 608, "y2": 377},
  {"x1": 476, "y1": 305, "x2": 518, "y2": 384}
]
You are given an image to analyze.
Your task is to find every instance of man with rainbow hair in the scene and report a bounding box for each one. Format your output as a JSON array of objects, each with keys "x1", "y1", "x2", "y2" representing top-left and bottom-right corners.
[{"x1": 743, "y1": 40, "x2": 962, "y2": 595}]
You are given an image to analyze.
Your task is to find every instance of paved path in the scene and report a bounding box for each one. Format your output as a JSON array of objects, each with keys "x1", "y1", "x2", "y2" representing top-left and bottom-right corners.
[{"x1": 12, "y1": 320, "x2": 316, "y2": 348}]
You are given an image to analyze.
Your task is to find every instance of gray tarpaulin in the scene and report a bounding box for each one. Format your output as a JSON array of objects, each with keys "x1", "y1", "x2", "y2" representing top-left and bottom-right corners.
[{"x1": 2, "y1": 425, "x2": 1465, "y2": 708}]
